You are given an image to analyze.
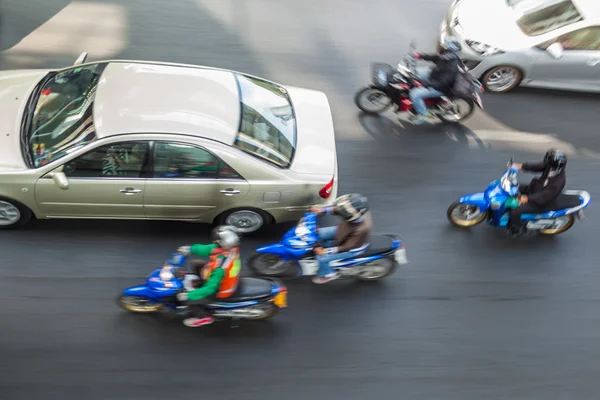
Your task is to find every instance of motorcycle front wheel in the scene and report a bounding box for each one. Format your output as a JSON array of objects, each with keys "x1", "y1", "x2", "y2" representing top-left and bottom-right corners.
[
  {"x1": 117, "y1": 294, "x2": 163, "y2": 313},
  {"x1": 248, "y1": 253, "x2": 294, "y2": 277},
  {"x1": 447, "y1": 201, "x2": 487, "y2": 228},
  {"x1": 354, "y1": 87, "x2": 392, "y2": 114}
]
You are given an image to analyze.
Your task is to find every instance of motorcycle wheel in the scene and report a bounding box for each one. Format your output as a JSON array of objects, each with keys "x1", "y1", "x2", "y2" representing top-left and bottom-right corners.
[
  {"x1": 447, "y1": 201, "x2": 487, "y2": 228},
  {"x1": 356, "y1": 256, "x2": 396, "y2": 281},
  {"x1": 117, "y1": 294, "x2": 163, "y2": 313},
  {"x1": 539, "y1": 215, "x2": 575, "y2": 236},
  {"x1": 438, "y1": 98, "x2": 475, "y2": 123},
  {"x1": 249, "y1": 303, "x2": 280, "y2": 320},
  {"x1": 354, "y1": 87, "x2": 392, "y2": 114},
  {"x1": 248, "y1": 252, "x2": 294, "y2": 277}
]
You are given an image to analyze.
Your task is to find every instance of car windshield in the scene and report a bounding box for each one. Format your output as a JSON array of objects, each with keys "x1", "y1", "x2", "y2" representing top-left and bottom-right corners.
[
  {"x1": 233, "y1": 74, "x2": 296, "y2": 168},
  {"x1": 22, "y1": 63, "x2": 107, "y2": 167},
  {"x1": 512, "y1": 0, "x2": 584, "y2": 36}
]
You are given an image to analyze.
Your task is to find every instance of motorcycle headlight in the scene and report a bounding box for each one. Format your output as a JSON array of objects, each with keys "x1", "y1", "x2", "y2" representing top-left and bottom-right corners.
[
  {"x1": 501, "y1": 176, "x2": 512, "y2": 193},
  {"x1": 466, "y1": 40, "x2": 504, "y2": 56},
  {"x1": 160, "y1": 267, "x2": 174, "y2": 281}
]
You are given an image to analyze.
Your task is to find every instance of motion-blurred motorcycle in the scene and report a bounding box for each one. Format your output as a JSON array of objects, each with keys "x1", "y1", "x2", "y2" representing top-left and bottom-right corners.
[
  {"x1": 247, "y1": 211, "x2": 408, "y2": 281},
  {"x1": 354, "y1": 41, "x2": 483, "y2": 124},
  {"x1": 446, "y1": 158, "x2": 591, "y2": 235},
  {"x1": 117, "y1": 251, "x2": 288, "y2": 322}
]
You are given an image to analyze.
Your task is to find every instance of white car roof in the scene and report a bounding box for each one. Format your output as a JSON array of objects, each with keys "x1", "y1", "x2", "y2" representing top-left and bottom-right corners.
[{"x1": 93, "y1": 62, "x2": 241, "y2": 144}]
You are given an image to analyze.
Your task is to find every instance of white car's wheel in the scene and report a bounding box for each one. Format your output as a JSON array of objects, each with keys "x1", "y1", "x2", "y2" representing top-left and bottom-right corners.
[
  {"x1": 217, "y1": 208, "x2": 271, "y2": 234},
  {"x1": 0, "y1": 198, "x2": 32, "y2": 229},
  {"x1": 482, "y1": 66, "x2": 522, "y2": 93}
]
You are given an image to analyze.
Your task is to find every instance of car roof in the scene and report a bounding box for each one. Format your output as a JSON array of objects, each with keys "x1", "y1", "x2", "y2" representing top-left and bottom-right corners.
[{"x1": 92, "y1": 62, "x2": 241, "y2": 145}]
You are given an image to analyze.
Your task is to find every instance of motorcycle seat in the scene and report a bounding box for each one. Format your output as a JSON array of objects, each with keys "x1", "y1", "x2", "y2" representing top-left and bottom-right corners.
[
  {"x1": 360, "y1": 235, "x2": 396, "y2": 257},
  {"x1": 218, "y1": 277, "x2": 272, "y2": 302},
  {"x1": 523, "y1": 192, "x2": 585, "y2": 219}
]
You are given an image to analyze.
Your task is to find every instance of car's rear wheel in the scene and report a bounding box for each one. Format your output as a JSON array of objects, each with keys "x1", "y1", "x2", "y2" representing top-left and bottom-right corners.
[
  {"x1": 216, "y1": 208, "x2": 272, "y2": 234},
  {"x1": 0, "y1": 198, "x2": 32, "y2": 230},
  {"x1": 481, "y1": 66, "x2": 522, "y2": 93}
]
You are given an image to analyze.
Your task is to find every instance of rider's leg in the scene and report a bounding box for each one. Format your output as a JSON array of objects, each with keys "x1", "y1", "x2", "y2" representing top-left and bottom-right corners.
[
  {"x1": 317, "y1": 226, "x2": 338, "y2": 247},
  {"x1": 183, "y1": 298, "x2": 215, "y2": 327},
  {"x1": 508, "y1": 203, "x2": 540, "y2": 236},
  {"x1": 313, "y1": 251, "x2": 354, "y2": 284},
  {"x1": 409, "y1": 87, "x2": 444, "y2": 124}
]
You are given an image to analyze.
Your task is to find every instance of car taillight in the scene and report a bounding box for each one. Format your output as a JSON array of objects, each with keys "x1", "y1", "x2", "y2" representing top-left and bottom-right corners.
[{"x1": 319, "y1": 177, "x2": 334, "y2": 199}]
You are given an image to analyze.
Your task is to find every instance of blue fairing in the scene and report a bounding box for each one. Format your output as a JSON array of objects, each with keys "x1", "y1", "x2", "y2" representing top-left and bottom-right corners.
[{"x1": 458, "y1": 192, "x2": 490, "y2": 211}]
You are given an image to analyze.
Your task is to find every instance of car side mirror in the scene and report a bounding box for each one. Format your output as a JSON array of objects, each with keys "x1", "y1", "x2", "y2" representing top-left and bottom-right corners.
[
  {"x1": 51, "y1": 171, "x2": 70, "y2": 190},
  {"x1": 546, "y1": 42, "x2": 564, "y2": 59},
  {"x1": 74, "y1": 52, "x2": 88, "y2": 66}
]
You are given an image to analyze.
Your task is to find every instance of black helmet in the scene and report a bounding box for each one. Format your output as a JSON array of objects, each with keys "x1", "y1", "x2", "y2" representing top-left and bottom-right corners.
[
  {"x1": 543, "y1": 148, "x2": 567, "y2": 171},
  {"x1": 333, "y1": 194, "x2": 370, "y2": 222},
  {"x1": 441, "y1": 36, "x2": 462, "y2": 53},
  {"x1": 211, "y1": 225, "x2": 240, "y2": 249}
]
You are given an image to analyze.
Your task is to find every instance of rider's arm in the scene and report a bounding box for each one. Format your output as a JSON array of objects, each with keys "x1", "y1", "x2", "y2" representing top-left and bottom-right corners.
[
  {"x1": 187, "y1": 267, "x2": 225, "y2": 301},
  {"x1": 419, "y1": 53, "x2": 441, "y2": 62},
  {"x1": 521, "y1": 162, "x2": 546, "y2": 172},
  {"x1": 527, "y1": 174, "x2": 566, "y2": 206},
  {"x1": 189, "y1": 243, "x2": 219, "y2": 257}
]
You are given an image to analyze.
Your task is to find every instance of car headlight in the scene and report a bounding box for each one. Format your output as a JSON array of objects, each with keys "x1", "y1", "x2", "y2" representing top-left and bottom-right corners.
[
  {"x1": 466, "y1": 40, "x2": 504, "y2": 56},
  {"x1": 160, "y1": 267, "x2": 174, "y2": 281}
]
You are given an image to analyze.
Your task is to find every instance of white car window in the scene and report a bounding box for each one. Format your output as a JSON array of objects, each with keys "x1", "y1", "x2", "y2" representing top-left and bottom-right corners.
[
  {"x1": 64, "y1": 141, "x2": 149, "y2": 178},
  {"x1": 556, "y1": 26, "x2": 600, "y2": 50},
  {"x1": 515, "y1": 0, "x2": 584, "y2": 37}
]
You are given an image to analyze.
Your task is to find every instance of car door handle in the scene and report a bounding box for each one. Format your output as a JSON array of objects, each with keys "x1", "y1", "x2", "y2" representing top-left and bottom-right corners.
[
  {"x1": 220, "y1": 189, "x2": 241, "y2": 196},
  {"x1": 120, "y1": 188, "x2": 142, "y2": 195},
  {"x1": 586, "y1": 59, "x2": 600, "y2": 66}
]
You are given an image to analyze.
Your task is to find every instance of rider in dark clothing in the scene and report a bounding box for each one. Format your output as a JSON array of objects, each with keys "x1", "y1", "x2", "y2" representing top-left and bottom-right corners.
[
  {"x1": 409, "y1": 36, "x2": 461, "y2": 125},
  {"x1": 509, "y1": 149, "x2": 567, "y2": 236}
]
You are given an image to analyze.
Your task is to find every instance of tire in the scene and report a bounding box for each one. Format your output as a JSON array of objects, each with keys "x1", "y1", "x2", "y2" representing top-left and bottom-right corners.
[
  {"x1": 247, "y1": 252, "x2": 294, "y2": 277},
  {"x1": 0, "y1": 197, "x2": 32, "y2": 230},
  {"x1": 248, "y1": 303, "x2": 280, "y2": 320},
  {"x1": 354, "y1": 87, "x2": 392, "y2": 114},
  {"x1": 356, "y1": 256, "x2": 397, "y2": 281},
  {"x1": 216, "y1": 208, "x2": 272, "y2": 234},
  {"x1": 117, "y1": 294, "x2": 163, "y2": 313},
  {"x1": 539, "y1": 215, "x2": 575, "y2": 236},
  {"x1": 438, "y1": 98, "x2": 475, "y2": 124},
  {"x1": 481, "y1": 66, "x2": 523, "y2": 93},
  {"x1": 447, "y1": 201, "x2": 488, "y2": 228}
]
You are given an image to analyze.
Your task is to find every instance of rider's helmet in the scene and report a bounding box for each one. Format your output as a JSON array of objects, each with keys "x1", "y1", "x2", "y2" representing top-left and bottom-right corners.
[
  {"x1": 211, "y1": 225, "x2": 240, "y2": 249},
  {"x1": 543, "y1": 148, "x2": 567, "y2": 172},
  {"x1": 441, "y1": 36, "x2": 462, "y2": 53},
  {"x1": 333, "y1": 194, "x2": 370, "y2": 222}
]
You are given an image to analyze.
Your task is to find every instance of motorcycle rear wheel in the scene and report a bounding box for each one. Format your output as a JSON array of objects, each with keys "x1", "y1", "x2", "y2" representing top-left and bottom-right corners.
[
  {"x1": 354, "y1": 87, "x2": 392, "y2": 114},
  {"x1": 539, "y1": 215, "x2": 575, "y2": 235},
  {"x1": 447, "y1": 201, "x2": 487, "y2": 228},
  {"x1": 117, "y1": 295, "x2": 163, "y2": 313},
  {"x1": 356, "y1": 256, "x2": 396, "y2": 281}
]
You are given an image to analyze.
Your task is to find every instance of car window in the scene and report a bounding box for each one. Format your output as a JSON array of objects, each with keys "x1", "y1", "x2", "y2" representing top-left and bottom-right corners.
[
  {"x1": 152, "y1": 142, "x2": 243, "y2": 180},
  {"x1": 555, "y1": 26, "x2": 600, "y2": 50},
  {"x1": 26, "y1": 63, "x2": 108, "y2": 167},
  {"x1": 515, "y1": 0, "x2": 584, "y2": 37},
  {"x1": 233, "y1": 74, "x2": 296, "y2": 168},
  {"x1": 63, "y1": 141, "x2": 149, "y2": 178}
]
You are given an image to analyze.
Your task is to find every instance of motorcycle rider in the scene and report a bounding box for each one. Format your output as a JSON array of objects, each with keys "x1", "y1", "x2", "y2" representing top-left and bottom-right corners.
[
  {"x1": 309, "y1": 194, "x2": 372, "y2": 284},
  {"x1": 408, "y1": 36, "x2": 462, "y2": 125},
  {"x1": 509, "y1": 149, "x2": 567, "y2": 236},
  {"x1": 175, "y1": 226, "x2": 242, "y2": 327}
]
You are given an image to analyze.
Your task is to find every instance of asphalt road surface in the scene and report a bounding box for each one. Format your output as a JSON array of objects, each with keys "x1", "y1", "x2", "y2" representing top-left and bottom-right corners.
[{"x1": 1, "y1": 1, "x2": 599, "y2": 399}]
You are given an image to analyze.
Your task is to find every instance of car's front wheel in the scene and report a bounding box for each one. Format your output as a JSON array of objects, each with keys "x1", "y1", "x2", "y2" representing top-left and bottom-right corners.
[
  {"x1": 481, "y1": 66, "x2": 523, "y2": 93},
  {"x1": 0, "y1": 198, "x2": 32, "y2": 230},
  {"x1": 216, "y1": 208, "x2": 272, "y2": 234}
]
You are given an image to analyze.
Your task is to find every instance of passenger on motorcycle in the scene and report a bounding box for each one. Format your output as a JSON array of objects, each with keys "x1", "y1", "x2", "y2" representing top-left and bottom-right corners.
[
  {"x1": 409, "y1": 36, "x2": 461, "y2": 125},
  {"x1": 509, "y1": 149, "x2": 567, "y2": 236},
  {"x1": 175, "y1": 226, "x2": 242, "y2": 327},
  {"x1": 309, "y1": 194, "x2": 372, "y2": 284}
]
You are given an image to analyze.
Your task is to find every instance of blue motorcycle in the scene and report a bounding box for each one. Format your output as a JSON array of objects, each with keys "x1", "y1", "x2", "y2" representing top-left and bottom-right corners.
[
  {"x1": 247, "y1": 212, "x2": 408, "y2": 281},
  {"x1": 117, "y1": 252, "x2": 288, "y2": 321},
  {"x1": 447, "y1": 159, "x2": 591, "y2": 235}
]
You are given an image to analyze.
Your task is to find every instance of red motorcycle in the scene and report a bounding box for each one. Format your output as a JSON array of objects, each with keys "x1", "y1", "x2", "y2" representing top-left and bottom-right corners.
[{"x1": 355, "y1": 44, "x2": 484, "y2": 124}]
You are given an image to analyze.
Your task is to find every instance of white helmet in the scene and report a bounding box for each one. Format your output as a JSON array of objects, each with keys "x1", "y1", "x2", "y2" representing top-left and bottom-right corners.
[{"x1": 211, "y1": 225, "x2": 240, "y2": 249}]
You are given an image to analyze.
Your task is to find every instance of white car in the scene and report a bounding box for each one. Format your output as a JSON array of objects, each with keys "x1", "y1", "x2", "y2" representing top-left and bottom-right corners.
[
  {"x1": 0, "y1": 53, "x2": 338, "y2": 233},
  {"x1": 440, "y1": 0, "x2": 600, "y2": 93}
]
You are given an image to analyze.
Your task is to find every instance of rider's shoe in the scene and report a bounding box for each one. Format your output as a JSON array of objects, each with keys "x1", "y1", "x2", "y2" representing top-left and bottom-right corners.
[
  {"x1": 183, "y1": 316, "x2": 214, "y2": 327},
  {"x1": 312, "y1": 272, "x2": 340, "y2": 284},
  {"x1": 408, "y1": 112, "x2": 432, "y2": 125},
  {"x1": 506, "y1": 225, "x2": 527, "y2": 238}
]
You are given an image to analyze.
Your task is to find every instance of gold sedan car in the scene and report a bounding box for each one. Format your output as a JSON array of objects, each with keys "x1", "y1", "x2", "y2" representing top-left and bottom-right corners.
[{"x1": 0, "y1": 55, "x2": 338, "y2": 233}]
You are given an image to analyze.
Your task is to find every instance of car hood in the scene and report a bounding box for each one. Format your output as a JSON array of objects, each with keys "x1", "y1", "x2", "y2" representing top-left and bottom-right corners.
[
  {"x1": 457, "y1": 0, "x2": 532, "y2": 50},
  {"x1": 0, "y1": 69, "x2": 49, "y2": 171},
  {"x1": 285, "y1": 85, "x2": 337, "y2": 176}
]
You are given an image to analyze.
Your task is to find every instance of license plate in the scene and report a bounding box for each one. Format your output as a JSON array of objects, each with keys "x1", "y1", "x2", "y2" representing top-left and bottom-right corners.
[
  {"x1": 577, "y1": 210, "x2": 585, "y2": 220},
  {"x1": 273, "y1": 292, "x2": 287, "y2": 308},
  {"x1": 394, "y1": 248, "x2": 408, "y2": 264}
]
